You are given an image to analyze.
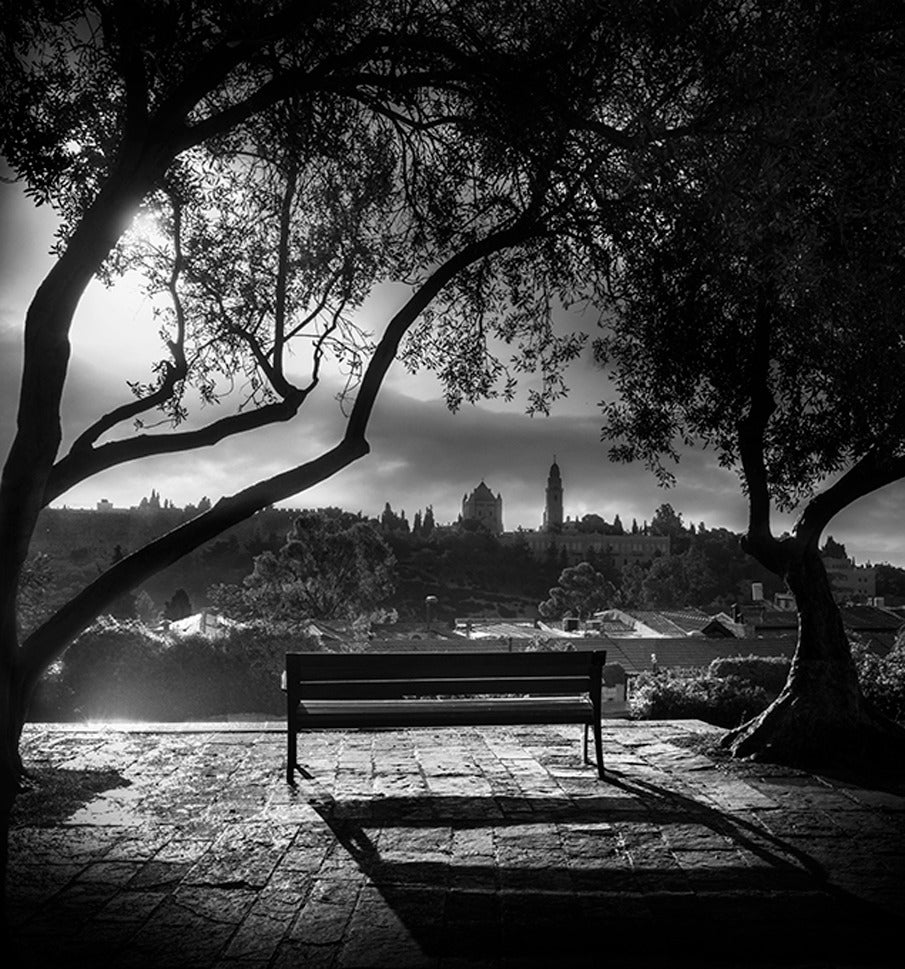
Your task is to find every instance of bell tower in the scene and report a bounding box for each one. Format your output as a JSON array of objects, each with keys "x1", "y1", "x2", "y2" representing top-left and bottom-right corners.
[{"x1": 542, "y1": 457, "x2": 563, "y2": 532}]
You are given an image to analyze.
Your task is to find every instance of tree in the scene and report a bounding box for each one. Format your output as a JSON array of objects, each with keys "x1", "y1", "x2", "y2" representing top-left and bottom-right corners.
[
  {"x1": 538, "y1": 561, "x2": 614, "y2": 620},
  {"x1": 133, "y1": 590, "x2": 160, "y2": 626},
  {"x1": 163, "y1": 588, "x2": 192, "y2": 621},
  {"x1": 107, "y1": 545, "x2": 137, "y2": 619},
  {"x1": 821, "y1": 536, "x2": 848, "y2": 560},
  {"x1": 641, "y1": 556, "x2": 688, "y2": 610},
  {"x1": 649, "y1": 502, "x2": 691, "y2": 553},
  {"x1": 616, "y1": 561, "x2": 645, "y2": 609},
  {"x1": 596, "y1": 4, "x2": 905, "y2": 771},
  {"x1": 0, "y1": 0, "x2": 764, "y2": 887},
  {"x1": 211, "y1": 512, "x2": 394, "y2": 622}
]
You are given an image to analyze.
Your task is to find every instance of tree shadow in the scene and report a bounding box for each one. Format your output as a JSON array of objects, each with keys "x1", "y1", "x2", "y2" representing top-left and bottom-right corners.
[
  {"x1": 298, "y1": 767, "x2": 899, "y2": 966},
  {"x1": 10, "y1": 767, "x2": 131, "y2": 828}
]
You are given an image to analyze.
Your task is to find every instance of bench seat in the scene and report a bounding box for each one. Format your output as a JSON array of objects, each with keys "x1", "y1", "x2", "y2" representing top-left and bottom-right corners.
[{"x1": 297, "y1": 695, "x2": 594, "y2": 728}]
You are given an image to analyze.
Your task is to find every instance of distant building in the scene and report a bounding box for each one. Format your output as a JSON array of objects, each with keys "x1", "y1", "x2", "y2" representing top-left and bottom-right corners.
[
  {"x1": 461, "y1": 481, "x2": 503, "y2": 534},
  {"x1": 503, "y1": 460, "x2": 669, "y2": 564},
  {"x1": 822, "y1": 554, "x2": 876, "y2": 602},
  {"x1": 510, "y1": 530, "x2": 669, "y2": 565},
  {"x1": 542, "y1": 459, "x2": 563, "y2": 531},
  {"x1": 96, "y1": 498, "x2": 114, "y2": 512}
]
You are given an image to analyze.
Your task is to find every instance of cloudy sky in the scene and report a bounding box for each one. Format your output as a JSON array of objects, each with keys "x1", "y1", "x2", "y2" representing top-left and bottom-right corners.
[{"x1": 3, "y1": 177, "x2": 904, "y2": 567}]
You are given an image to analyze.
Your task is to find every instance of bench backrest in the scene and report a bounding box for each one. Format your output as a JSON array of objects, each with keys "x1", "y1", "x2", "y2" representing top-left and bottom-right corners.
[{"x1": 286, "y1": 650, "x2": 606, "y2": 700}]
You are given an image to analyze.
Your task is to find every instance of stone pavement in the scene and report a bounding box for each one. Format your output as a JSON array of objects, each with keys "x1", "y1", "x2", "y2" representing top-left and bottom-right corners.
[{"x1": 7, "y1": 720, "x2": 905, "y2": 968}]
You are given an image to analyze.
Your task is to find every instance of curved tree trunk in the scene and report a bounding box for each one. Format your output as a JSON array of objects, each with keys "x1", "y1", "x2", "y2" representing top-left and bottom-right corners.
[{"x1": 724, "y1": 543, "x2": 905, "y2": 772}]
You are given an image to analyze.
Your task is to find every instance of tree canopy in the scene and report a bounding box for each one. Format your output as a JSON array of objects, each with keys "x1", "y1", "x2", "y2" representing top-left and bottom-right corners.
[
  {"x1": 2, "y1": 0, "x2": 858, "y2": 858},
  {"x1": 538, "y1": 561, "x2": 614, "y2": 620},
  {"x1": 594, "y1": 3, "x2": 905, "y2": 768},
  {"x1": 209, "y1": 511, "x2": 395, "y2": 622}
]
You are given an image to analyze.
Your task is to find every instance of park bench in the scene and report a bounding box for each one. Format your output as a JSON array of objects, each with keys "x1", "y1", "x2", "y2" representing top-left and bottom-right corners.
[{"x1": 284, "y1": 649, "x2": 606, "y2": 784}]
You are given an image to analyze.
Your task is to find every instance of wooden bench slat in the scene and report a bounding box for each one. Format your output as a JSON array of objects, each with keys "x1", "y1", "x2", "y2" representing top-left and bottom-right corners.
[
  {"x1": 287, "y1": 650, "x2": 596, "y2": 679},
  {"x1": 295, "y1": 676, "x2": 590, "y2": 699},
  {"x1": 297, "y1": 696, "x2": 593, "y2": 727}
]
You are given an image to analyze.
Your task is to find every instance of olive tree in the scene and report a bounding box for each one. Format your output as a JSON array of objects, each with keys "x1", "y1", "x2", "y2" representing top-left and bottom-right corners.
[
  {"x1": 0, "y1": 0, "x2": 751, "y2": 897},
  {"x1": 596, "y1": 4, "x2": 905, "y2": 771}
]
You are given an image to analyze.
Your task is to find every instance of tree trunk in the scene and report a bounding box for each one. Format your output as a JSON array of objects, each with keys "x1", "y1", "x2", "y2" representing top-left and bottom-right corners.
[
  {"x1": 724, "y1": 543, "x2": 905, "y2": 773},
  {"x1": 0, "y1": 637, "x2": 30, "y2": 929}
]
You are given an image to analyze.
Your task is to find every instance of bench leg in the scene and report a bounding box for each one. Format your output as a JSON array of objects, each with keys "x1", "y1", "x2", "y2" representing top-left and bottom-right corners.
[
  {"x1": 593, "y1": 717, "x2": 604, "y2": 779},
  {"x1": 583, "y1": 724, "x2": 590, "y2": 765},
  {"x1": 286, "y1": 691, "x2": 298, "y2": 785},
  {"x1": 287, "y1": 727, "x2": 297, "y2": 785}
]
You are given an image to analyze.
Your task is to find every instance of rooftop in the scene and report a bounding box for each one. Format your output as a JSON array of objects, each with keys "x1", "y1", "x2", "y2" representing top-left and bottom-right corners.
[{"x1": 9, "y1": 720, "x2": 904, "y2": 968}]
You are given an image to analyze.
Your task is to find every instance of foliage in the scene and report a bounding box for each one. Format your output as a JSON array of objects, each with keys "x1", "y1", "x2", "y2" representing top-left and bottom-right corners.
[
  {"x1": 16, "y1": 554, "x2": 55, "y2": 636},
  {"x1": 641, "y1": 555, "x2": 688, "y2": 609},
  {"x1": 596, "y1": 10, "x2": 905, "y2": 506},
  {"x1": 210, "y1": 511, "x2": 394, "y2": 622},
  {"x1": 163, "y1": 588, "x2": 192, "y2": 621},
  {"x1": 821, "y1": 536, "x2": 848, "y2": 560},
  {"x1": 875, "y1": 564, "x2": 905, "y2": 603},
  {"x1": 133, "y1": 590, "x2": 160, "y2": 625},
  {"x1": 31, "y1": 617, "x2": 322, "y2": 721},
  {"x1": 852, "y1": 643, "x2": 905, "y2": 723},
  {"x1": 629, "y1": 669, "x2": 770, "y2": 728},
  {"x1": 538, "y1": 561, "x2": 614, "y2": 619},
  {"x1": 708, "y1": 656, "x2": 791, "y2": 696}
]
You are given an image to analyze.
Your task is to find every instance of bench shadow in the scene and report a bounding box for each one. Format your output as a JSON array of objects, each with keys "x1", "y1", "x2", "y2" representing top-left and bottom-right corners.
[{"x1": 300, "y1": 768, "x2": 898, "y2": 967}]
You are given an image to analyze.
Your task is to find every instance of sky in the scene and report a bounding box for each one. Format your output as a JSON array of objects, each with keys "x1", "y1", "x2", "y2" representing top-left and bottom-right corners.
[{"x1": 2, "y1": 177, "x2": 905, "y2": 568}]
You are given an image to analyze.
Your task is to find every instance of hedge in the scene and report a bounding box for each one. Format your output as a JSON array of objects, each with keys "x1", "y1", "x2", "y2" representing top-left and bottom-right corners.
[{"x1": 29, "y1": 617, "x2": 323, "y2": 721}]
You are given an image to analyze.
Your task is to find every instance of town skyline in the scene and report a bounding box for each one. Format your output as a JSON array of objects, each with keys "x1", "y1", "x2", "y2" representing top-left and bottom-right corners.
[{"x1": 3, "y1": 177, "x2": 905, "y2": 568}]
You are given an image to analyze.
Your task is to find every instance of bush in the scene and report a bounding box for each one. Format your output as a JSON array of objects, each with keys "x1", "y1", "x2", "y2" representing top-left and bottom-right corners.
[
  {"x1": 708, "y1": 655, "x2": 791, "y2": 695},
  {"x1": 852, "y1": 642, "x2": 905, "y2": 722},
  {"x1": 29, "y1": 617, "x2": 324, "y2": 721},
  {"x1": 629, "y1": 668, "x2": 770, "y2": 727}
]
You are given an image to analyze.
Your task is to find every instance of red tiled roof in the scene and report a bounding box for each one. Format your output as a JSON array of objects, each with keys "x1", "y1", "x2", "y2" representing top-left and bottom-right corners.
[
  {"x1": 659, "y1": 610, "x2": 712, "y2": 633},
  {"x1": 840, "y1": 605, "x2": 904, "y2": 631},
  {"x1": 361, "y1": 635, "x2": 797, "y2": 672},
  {"x1": 622, "y1": 611, "x2": 690, "y2": 637}
]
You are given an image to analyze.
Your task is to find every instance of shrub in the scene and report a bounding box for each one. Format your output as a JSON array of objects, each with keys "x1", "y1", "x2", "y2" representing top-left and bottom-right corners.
[
  {"x1": 30, "y1": 617, "x2": 323, "y2": 721},
  {"x1": 708, "y1": 655, "x2": 791, "y2": 695},
  {"x1": 629, "y1": 668, "x2": 770, "y2": 727},
  {"x1": 852, "y1": 642, "x2": 905, "y2": 722}
]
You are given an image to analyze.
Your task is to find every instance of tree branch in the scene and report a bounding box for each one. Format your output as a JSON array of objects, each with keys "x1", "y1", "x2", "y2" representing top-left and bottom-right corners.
[
  {"x1": 273, "y1": 157, "x2": 299, "y2": 387},
  {"x1": 44, "y1": 396, "x2": 304, "y2": 505},
  {"x1": 68, "y1": 197, "x2": 189, "y2": 454},
  {"x1": 346, "y1": 216, "x2": 540, "y2": 441},
  {"x1": 21, "y1": 436, "x2": 369, "y2": 688},
  {"x1": 25, "y1": 213, "x2": 542, "y2": 685},
  {"x1": 737, "y1": 285, "x2": 783, "y2": 567},
  {"x1": 797, "y1": 451, "x2": 905, "y2": 543}
]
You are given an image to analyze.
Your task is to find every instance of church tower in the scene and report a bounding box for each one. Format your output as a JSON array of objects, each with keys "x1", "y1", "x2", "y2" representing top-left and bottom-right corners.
[{"x1": 542, "y1": 458, "x2": 563, "y2": 532}]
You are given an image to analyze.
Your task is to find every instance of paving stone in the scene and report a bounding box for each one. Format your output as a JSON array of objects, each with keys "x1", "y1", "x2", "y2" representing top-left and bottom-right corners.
[
  {"x1": 289, "y1": 877, "x2": 362, "y2": 944},
  {"x1": 10, "y1": 721, "x2": 905, "y2": 968}
]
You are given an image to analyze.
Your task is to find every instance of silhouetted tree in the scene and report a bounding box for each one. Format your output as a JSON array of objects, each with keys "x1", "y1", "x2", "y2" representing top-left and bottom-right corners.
[
  {"x1": 821, "y1": 536, "x2": 848, "y2": 560},
  {"x1": 596, "y1": 2, "x2": 905, "y2": 769},
  {"x1": 0, "y1": 0, "x2": 789, "y2": 886},
  {"x1": 163, "y1": 589, "x2": 192, "y2": 621},
  {"x1": 211, "y1": 513, "x2": 394, "y2": 622},
  {"x1": 539, "y1": 562, "x2": 614, "y2": 620}
]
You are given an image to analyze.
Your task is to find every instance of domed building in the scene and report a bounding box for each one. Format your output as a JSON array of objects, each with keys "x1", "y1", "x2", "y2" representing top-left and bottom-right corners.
[
  {"x1": 461, "y1": 481, "x2": 503, "y2": 534},
  {"x1": 501, "y1": 459, "x2": 670, "y2": 565}
]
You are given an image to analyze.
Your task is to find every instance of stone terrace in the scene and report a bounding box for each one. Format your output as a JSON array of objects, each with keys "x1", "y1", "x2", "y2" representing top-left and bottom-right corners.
[{"x1": 7, "y1": 721, "x2": 905, "y2": 968}]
